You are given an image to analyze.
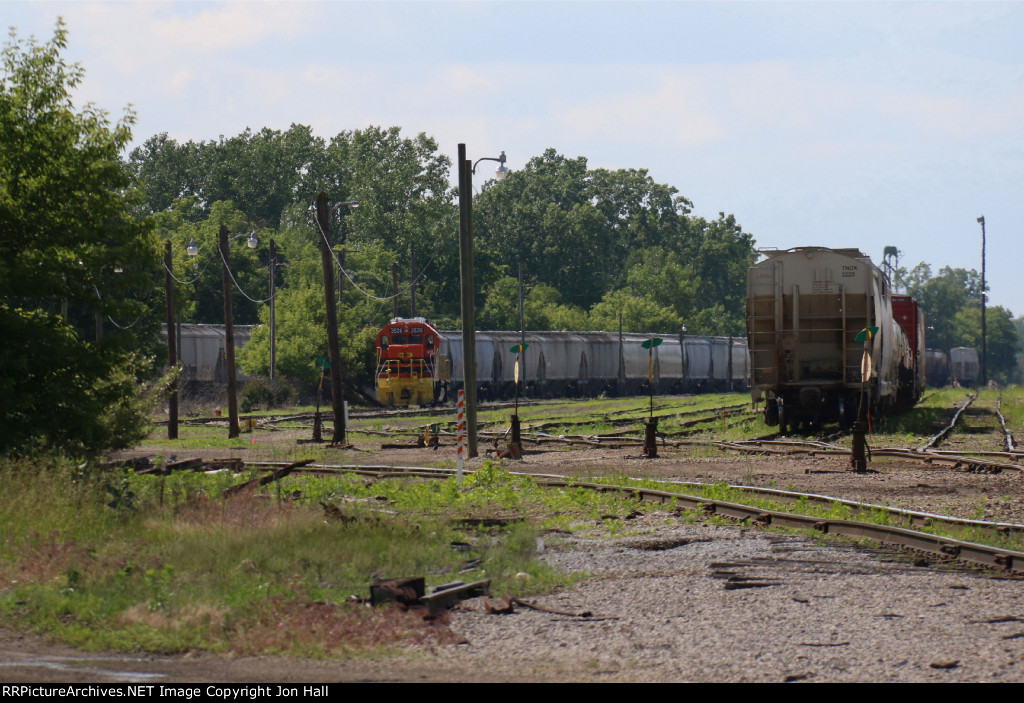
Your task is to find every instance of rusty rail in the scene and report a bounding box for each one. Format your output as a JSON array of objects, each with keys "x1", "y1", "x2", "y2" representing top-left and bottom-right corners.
[
  {"x1": 234, "y1": 461, "x2": 1024, "y2": 574},
  {"x1": 918, "y1": 393, "x2": 977, "y2": 451}
]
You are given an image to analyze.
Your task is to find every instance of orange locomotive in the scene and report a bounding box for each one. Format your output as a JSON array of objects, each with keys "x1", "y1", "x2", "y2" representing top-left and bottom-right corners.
[{"x1": 375, "y1": 317, "x2": 448, "y2": 406}]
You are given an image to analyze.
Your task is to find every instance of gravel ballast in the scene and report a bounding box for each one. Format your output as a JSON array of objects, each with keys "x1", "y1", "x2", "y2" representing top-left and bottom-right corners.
[{"x1": 434, "y1": 514, "x2": 1024, "y2": 682}]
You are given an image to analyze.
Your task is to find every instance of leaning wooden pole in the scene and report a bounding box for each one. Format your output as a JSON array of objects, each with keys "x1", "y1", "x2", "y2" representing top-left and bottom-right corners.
[
  {"x1": 458, "y1": 144, "x2": 479, "y2": 458},
  {"x1": 164, "y1": 240, "x2": 178, "y2": 440},
  {"x1": 978, "y1": 215, "x2": 987, "y2": 387},
  {"x1": 219, "y1": 225, "x2": 240, "y2": 439},
  {"x1": 316, "y1": 192, "x2": 346, "y2": 445}
]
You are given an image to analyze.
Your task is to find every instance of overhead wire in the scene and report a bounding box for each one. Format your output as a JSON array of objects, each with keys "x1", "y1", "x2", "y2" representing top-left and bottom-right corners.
[
  {"x1": 162, "y1": 251, "x2": 213, "y2": 285},
  {"x1": 215, "y1": 242, "x2": 278, "y2": 304},
  {"x1": 92, "y1": 284, "x2": 143, "y2": 330},
  {"x1": 310, "y1": 207, "x2": 447, "y2": 304}
]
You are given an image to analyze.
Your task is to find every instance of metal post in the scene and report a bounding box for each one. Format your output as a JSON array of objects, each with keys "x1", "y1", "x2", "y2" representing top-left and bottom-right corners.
[
  {"x1": 316, "y1": 192, "x2": 346, "y2": 445},
  {"x1": 219, "y1": 225, "x2": 240, "y2": 439},
  {"x1": 457, "y1": 144, "x2": 479, "y2": 458},
  {"x1": 164, "y1": 240, "x2": 178, "y2": 440}
]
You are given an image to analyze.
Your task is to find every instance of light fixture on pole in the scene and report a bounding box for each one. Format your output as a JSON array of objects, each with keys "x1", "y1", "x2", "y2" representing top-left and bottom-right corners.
[
  {"x1": 458, "y1": 146, "x2": 510, "y2": 459},
  {"x1": 164, "y1": 238, "x2": 200, "y2": 440},
  {"x1": 473, "y1": 151, "x2": 509, "y2": 181}
]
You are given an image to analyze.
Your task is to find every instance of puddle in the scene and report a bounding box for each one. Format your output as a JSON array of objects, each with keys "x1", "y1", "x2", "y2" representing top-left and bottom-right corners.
[{"x1": 0, "y1": 655, "x2": 166, "y2": 681}]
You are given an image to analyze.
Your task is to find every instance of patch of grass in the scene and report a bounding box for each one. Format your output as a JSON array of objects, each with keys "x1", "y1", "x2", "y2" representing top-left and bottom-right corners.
[{"x1": 0, "y1": 458, "x2": 651, "y2": 656}]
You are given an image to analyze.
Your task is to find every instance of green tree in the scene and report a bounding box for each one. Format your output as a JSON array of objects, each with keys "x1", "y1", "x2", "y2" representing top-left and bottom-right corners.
[
  {"x1": 523, "y1": 284, "x2": 589, "y2": 331},
  {"x1": 589, "y1": 289, "x2": 681, "y2": 333},
  {"x1": 129, "y1": 124, "x2": 326, "y2": 229},
  {"x1": 474, "y1": 149, "x2": 693, "y2": 310},
  {"x1": 680, "y1": 213, "x2": 755, "y2": 335},
  {"x1": 0, "y1": 22, "x2": 158, "y2": 455},
  {"x1": 473, "y1": 149, "x2": 755, "y2": 332},
  {"x1": 905, "y1": 264, "x2": 983, "y2": 353},
  {"x1": 622, "y1": 247, "x2": 698, "y2": 320}
]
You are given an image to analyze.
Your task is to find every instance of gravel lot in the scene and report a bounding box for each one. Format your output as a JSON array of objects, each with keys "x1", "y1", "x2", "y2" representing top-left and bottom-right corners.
[{"x1": 7, "y1": 432, "x2": 1023, "y2": 682}]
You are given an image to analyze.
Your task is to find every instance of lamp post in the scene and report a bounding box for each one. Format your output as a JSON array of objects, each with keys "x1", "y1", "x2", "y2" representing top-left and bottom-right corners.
[
  {"x1": 457, "y1": 145, "x2": 509, "y2": 459},
  {"x1": 219, "y1": 226, "x2": 242, "y2": 438},
  {"x1": 164, "y1": 239, "x2": 198, "y2": 440}
]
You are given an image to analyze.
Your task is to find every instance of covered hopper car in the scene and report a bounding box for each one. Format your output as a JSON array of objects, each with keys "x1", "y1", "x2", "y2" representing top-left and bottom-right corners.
[
  {"x1": 161, "y1": 323, "x2": 253, "y2": 384},
  {"x1": 745, "y1": 247, "x2": 923, "y2": 431},
  {"x1": 950, "y1": 347, "x2": 979, "y2": 387},
  {"x1": 925, "y1": 348, "x2": 950, "y2": 387},
  {"x1": 374, "y1": 317, "x2": 749, "y2": 407}
]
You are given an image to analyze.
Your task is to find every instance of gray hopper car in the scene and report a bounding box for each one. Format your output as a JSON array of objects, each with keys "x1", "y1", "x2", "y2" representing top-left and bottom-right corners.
[
  {"x1": 431, "y1": 329, "x2": 749, "y2": 402},
  {"x1": 949, "y1": 347, "x2": 979, "y2": 387},
  {"x1": 925, "y1": 348, "x2": 950, "y2": 387},
  {"x1": 161, "y1": 323, "x2": 253, "y2": 384}
]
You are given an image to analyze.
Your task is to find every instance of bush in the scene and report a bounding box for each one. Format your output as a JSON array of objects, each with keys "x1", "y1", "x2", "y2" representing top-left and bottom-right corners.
[{"x1": 239, "y1": 379, "x2": 273, "y2": 412}]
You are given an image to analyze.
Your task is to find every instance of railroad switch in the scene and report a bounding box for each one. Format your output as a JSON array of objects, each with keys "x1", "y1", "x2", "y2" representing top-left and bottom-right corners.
[
  {"x1": 643, "y1": 417, "x2": 659, "y2": 458},
  {"x1": 850, "y1": 420, "x2": 869, "y2": 472},
  {"x1": 419, "y1": 424, "x2": 441, "y2": 449}
]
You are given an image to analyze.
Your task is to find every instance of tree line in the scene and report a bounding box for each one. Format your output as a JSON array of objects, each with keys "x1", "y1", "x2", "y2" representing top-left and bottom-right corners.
[{"x1": 3, "y1": 23, "x2": 1020, "y2": 456}]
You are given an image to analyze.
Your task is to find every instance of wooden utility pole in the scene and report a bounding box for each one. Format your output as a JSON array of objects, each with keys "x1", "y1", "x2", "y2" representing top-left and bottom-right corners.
[
  {"x1": 164, "y1": 240, "x2": 178, "y2": 440},
  {"x1": 978, "y1": 216, "x2": 987, "y2": 386},
  {"x1": 518, "y1": 261, "x2": 526, "y2": 396},
  {"x1": 410, "y1": 242, "x2": 417, "y2": 317},
  {"x1": 316, "y1": 192, "x2": 346, "y2": 445},
  {"x1": 392, "y1": 260, "x2": 399, "y2": 318},
  {"x1": 269, "y1": 238, "x2": 277, "y2": 402},
  {"x1": 219, "y1": 225, "x2": 240, "y2": 438},
  {"x1": 457, "y1": 143, "x2": 479, "y2": 458}
]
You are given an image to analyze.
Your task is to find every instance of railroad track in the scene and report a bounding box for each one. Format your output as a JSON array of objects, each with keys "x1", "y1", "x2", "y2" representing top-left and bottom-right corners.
[
  {"x1": 211, "y1": 461, "x2": 1024, "y2": 574},
  {"x1": 710, "y1": 392, "x2": 1024, "y2": 474}
]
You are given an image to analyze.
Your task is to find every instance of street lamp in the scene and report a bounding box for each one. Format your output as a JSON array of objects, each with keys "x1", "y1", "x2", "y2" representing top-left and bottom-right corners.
[
  {"x1": 164, "y1": 238, "x2": 199, "y2": 439},
  {"x1": 473, "y1": 151, "x2": 509, "y2": 181},
  {"x1": 458, "y1": 145, "x2": 510, "y2": 459}
]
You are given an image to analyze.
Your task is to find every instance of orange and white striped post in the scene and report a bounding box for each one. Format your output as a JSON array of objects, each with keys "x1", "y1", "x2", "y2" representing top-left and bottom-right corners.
[{"x1": 456, "y1": 389, "x2": 465, "y2": 484}]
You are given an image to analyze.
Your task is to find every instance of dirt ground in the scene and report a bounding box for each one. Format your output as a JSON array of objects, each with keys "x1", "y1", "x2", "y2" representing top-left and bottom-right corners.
[{"x1": 6, "y1": 424, "x2": 1024, "y2": 682}]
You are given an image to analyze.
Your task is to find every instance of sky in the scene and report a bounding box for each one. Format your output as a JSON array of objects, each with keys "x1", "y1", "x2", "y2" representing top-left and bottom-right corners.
[{"x1": 5, "y1": 0, "x2": 1023, "y2": 314}]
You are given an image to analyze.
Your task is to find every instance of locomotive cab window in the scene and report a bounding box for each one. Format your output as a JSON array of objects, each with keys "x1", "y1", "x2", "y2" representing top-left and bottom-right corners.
[
  {"x1": 380, "y1": 336, "x2": 389, "y2": 349},
  {"x1": 409, "y1": 334, "x2": 422, "y2": 345},
  {"x1": 392, "y1": 334, "x2": 407, "y2": 344},
  {"x1": 426, "y1": 334, "x2": 434, "y2": 348}
]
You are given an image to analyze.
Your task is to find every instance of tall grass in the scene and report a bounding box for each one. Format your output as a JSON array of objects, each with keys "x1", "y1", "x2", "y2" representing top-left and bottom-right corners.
[{"x1": 0, "y1": 458, "x2": 643, "y2": 655}]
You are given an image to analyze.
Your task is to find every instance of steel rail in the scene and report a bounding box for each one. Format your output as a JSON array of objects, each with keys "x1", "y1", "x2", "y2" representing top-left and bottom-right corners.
[
  {"x1": 918, "y1": 393, "x2": 977, "y2": 451},
  {"x1": 996, "y1": 394, "x2": 1017, "y2": 453},
  {"x1": 229, "y1": 461, "x2": 1024, "y2": 573}
]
